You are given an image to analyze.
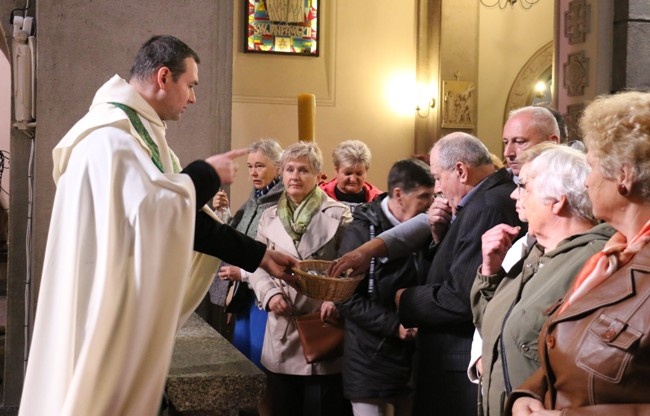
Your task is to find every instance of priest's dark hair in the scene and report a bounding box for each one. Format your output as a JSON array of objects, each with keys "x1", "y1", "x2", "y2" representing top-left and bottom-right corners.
[{"x1": 128, "y1": 35, "x2": 200, "y2": 82}]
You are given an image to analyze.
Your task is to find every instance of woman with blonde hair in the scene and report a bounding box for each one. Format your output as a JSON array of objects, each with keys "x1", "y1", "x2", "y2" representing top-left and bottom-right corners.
[
  {"x1": 250, "y1": 142, "x2": 352, "y2": 415},
  {"x1": 508, "y1": 91, "x2": 650, "y2": 415}
]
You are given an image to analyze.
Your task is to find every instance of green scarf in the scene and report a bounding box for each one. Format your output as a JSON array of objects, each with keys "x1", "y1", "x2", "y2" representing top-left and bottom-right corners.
[{"x1": 278, "y1": 186, "x2": 325, "y2": 245}]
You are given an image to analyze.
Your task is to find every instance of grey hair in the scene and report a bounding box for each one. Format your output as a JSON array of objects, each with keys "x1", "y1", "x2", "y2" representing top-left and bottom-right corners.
[
  {"x1": 508, "y1": 106, "x2": 561, "y2": 140},
  {"x1": 249, "y1": 139, "x2": 283, "y2": 167},
  {"x1": 280, "y1": 141, "x2": 323, "y2": 173},
  {"x1": 526, "y1": 145, "x2": 596, "y2": 224},
  {"x1": 432, "y1": 132, "x2": 492, "y2": 170},
  {"x1": 332, "y1": 140, "x2": 372, "y2": 170}
]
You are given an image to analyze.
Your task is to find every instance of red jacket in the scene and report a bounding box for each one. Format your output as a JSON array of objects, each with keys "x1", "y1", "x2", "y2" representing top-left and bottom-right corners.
[{"x1": 319, "y1": 179, "x2": 382, "y2": 203}]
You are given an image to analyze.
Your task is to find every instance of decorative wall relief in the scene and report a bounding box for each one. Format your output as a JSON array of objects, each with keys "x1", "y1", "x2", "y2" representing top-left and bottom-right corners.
[
  {"x1": 441, "y1": 80, "x2": 476, "y2": 129},
  {"x1": 565, "y1": 0, "x2": 590, "y2": 45},
  {"x1": 565, "y1": 103, "x2": 585, "y2": 141},
  {"x1": 563, "y1": 51, "x2": 589, "y2": 96}
]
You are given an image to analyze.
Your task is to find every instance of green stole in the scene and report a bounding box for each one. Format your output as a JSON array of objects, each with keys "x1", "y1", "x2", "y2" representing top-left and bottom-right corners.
[{"x1": 110, "y1": 102, "x2": 180, "y2": 173}]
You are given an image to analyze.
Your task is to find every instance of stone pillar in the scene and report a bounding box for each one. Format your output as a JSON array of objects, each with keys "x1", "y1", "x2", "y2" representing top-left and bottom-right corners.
[
  {"x1": 1, "y1": 0, "x2": 234, "y2": 408},
  {"x1": 414, "y1": 0, "x2": 480, "y2": 153},
  {"x1": 555, "y1": 0, "x2": 613, "y2": 141},
  {"x1": 612, "y1": 0, "x2": 650, "y2": 91},
  {"x1": 414, "y1": 0, "x2": 441, "y2": 155}
]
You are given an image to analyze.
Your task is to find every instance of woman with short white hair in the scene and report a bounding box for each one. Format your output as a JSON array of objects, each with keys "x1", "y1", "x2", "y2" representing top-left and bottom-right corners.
[
  {"x1": 209, "y1": 139, "x2": 284, "y2": 371},
  {"x1": 471, "y1": 144, "x2": 615, "y2": 416}
]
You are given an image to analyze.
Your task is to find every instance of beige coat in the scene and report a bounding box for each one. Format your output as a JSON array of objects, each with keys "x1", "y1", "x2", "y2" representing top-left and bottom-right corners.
[{"x1": 249, "y1": 196, "x2": 352, "y2": 375}]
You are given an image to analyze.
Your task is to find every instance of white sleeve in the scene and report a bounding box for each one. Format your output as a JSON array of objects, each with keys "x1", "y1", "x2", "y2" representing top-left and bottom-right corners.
[
  {"x1": 501, "y1": 234, "x2": 530, "y2": 273},
  {"x1": 467, "y1": 328, "x2": 483, "y2": 384},
  {"x1": 240, "y1": 268, "x2": 251, "y2": 283}
]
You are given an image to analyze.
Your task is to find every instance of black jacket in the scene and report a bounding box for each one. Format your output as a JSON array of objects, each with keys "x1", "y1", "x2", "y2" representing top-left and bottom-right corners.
[
  {"x1": 337, "y1": 194, "x2": 428, "y2": 399},
  {"x1": 399, "y1": 168, "x2": 522, "y2": 416},
  {"x1": 184, "y1": 160, "x2": 266, "y2": 272}
]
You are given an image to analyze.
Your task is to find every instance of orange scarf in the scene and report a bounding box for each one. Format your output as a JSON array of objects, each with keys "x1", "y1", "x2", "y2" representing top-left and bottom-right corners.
[{"x1": 559, "y1": 219, "x2": 650, "y2": 314}]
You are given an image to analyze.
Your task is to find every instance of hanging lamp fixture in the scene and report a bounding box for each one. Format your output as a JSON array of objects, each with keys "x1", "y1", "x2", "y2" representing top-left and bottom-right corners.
[{"x1": 479, "y1": 0, "x2": 540, "y2": 10}]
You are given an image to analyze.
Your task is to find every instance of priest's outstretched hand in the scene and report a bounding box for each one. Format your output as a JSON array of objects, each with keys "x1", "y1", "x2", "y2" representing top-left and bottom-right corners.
[{"x1": 260, "y1": 250, "x2": 300, "y2": 286}]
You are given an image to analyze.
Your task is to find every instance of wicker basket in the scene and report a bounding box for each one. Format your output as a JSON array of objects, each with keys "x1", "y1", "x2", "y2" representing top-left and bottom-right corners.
[{"x1": 292, "y1": 259, "x2": 364, "y2": 303}]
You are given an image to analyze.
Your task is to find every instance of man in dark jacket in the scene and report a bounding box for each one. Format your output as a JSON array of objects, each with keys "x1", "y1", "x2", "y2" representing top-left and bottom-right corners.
[{"x1": 336, "y1": 159, "x2": 435, "y2": 415}]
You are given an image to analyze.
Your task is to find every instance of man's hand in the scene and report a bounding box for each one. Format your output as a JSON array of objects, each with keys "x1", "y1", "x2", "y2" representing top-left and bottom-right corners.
[
  {"x1": 259, "y1": 250, "x2": 300, "y2": 285},
  {"x1": 205, "y1": 148, "x2": 248, "y2": 185},
  {"x1": 218, "y1": 265, "x2": 241, "y2": 281},
  {"x1": 428, "y1": 197, "x2": 453, "y2": 244},
  {"x1": 330, "y1": 238, "x2": 387, "y2": 277},
  {"x1": 480, "y1": 224, "x2": 521, "y2": 275},
  {"x1": 398, "y1": 324, "x2": 417, "y2": 341}
]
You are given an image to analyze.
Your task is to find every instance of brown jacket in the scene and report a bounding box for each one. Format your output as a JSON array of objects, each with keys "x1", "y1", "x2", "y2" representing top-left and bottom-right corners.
[{"x1": 507, "y1": 243, "x2": 650, "y2": 415}]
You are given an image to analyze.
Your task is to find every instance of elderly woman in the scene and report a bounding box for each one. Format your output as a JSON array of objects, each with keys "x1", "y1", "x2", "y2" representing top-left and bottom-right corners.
[
  {"x1": 337, "y1": 158, "x2": 436, "y2": 416},
  {"x1": 470, "y1": 144, "x2": 615, "y2": 416},
  {"x1": 209, "y1": 139, "x2": 283, "y2": 369},
  {"x1": 249, "y1": 141, "x2": 352, "y2": 416},
  {"x1": 508, "y1": 91, "x2": 650, "y2": 415},
  {"x1": 320, "y1": 139, "x2": 382, "y2": 211}
]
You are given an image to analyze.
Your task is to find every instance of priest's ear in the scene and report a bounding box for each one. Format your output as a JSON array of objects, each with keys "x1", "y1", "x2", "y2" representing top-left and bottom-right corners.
[{"x1": 155, "y1": 66, "x2": 172, "y2": 90}]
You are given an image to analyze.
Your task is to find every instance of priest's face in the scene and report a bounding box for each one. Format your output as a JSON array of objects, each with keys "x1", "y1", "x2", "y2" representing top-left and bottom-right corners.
[{"x1": 159, "y1": 57, "x2": 199, "y2": 121}]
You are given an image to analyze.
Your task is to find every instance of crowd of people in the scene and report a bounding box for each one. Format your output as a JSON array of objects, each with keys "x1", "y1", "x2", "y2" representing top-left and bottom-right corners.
[{"x1": 18, "y1": 34, "x2": 650, "y2": 416}]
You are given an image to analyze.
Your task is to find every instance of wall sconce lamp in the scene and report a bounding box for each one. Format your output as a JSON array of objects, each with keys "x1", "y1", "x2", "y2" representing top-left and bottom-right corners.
[
  {"x1": 534, "y1": 80, "x2": 547, "y2": 99},
  {"x1": 416, "y1": 98, "x2": 436, "y2": 118}
]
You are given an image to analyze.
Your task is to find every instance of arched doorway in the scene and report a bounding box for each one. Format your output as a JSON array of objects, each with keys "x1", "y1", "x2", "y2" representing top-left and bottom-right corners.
[{"x1": 503, "y1": 41, "x2": 554, "y2": 123}]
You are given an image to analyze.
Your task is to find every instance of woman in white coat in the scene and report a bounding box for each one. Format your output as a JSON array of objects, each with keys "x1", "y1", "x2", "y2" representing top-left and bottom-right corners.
[{"x1": 249, "y1": 141, "x2": 352, "y2": 416}]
